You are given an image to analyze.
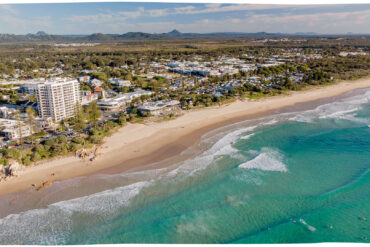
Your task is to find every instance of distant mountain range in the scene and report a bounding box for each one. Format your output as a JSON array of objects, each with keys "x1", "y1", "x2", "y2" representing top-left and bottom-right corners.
[{"x1": 0, "y1": 30, "x2": 366, "y2": 43}]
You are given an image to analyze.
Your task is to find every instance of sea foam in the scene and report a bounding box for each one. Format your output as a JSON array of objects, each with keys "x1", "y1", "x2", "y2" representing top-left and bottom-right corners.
[
  {"x1": 0, "y1": 181, "x2": 150, "y2": 245},
  {"x1": 167, "y1": 125, "x2": 260, "y2": 177},
  {"x1": 289, "y1": 89, "x2": 370, "y2": 124},
  {"x1": 239, "y1": 148, "x2": 288, "y2": 172}
]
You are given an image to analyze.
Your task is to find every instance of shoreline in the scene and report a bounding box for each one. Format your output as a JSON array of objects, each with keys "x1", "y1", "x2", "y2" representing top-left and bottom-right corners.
[{"x1": 0, "y1": 77, "x2": 369, "y2": 195}]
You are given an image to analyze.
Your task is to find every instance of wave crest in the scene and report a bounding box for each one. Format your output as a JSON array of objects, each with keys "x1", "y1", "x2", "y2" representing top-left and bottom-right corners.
[{"x1": 239, "y1": 148, "x2": 288, "y2": 172}]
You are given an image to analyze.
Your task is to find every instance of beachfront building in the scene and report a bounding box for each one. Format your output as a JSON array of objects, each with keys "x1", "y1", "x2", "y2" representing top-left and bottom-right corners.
[
  {"x1": 0, "y1": 119, "x2": 32, "y2": 140},
  {"x1": 137, "y1": 99, "x2": 181, "y2": 116},
  {"x1": 36, "y1": 78, "x2": 80, "y2": 122},
  {"x1": 97, "y1": 89, "x2": 153, "y2": 111}
]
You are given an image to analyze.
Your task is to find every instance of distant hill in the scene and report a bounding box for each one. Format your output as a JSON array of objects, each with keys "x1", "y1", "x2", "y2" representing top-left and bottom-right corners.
[{"x1": 0, "y1": 30, "x2": 366, "y2": 43}]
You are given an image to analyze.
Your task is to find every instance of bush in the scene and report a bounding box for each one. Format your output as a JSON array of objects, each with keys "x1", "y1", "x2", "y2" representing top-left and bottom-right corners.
[
  {"x1": 72, "y1": 137, "x2": 84, "y2": 144},
  {"x1": 45, "y1": 138, "x2": 56, "y2": 147},
  {"x1": 22, "y1": 156, "x2": 31, "y2": 166},
  {"x1": 4, "y1": 148, "x2": 22, "y2": 160},
  {"x1": 56, "y1": 135, "x2": 68, "y2": 144},
  {"x1": 131, "y1": 108, "x2": 138, "y2": 114},
  {"x1": 68, "y1": 143, "x2": 79, "y2": 152},
  {"x1": 88, "y1": 135, "x2": 104, "y2": 144},
  {"x1": 31, "y1": 152, "x2": 41, "y2": 162},
  {"x1": 33, "y1": 144, "x2": 44, "y2": 153},
  {"x1": 117, "y1": 113, "x2": 127, "y2": 125}
]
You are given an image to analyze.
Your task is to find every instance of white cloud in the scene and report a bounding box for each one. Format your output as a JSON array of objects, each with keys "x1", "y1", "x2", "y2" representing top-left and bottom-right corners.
[
  {"x1": 148, "y1": 8, "x2": 169, "y2": 17},
  {"x1": 0, "y1": 15, "x2": 53, "y2": 33},
  {"x1": 1, "y1": 3, "x2": 369, "y2": 34},
  {"x1": 172, "y1": 4, "x2": 301, "y2": 15},
  {"x1": 66, "y1": 7, "x2": 144, "y2": 23},
  {"x1": 0, "y1": 4, "x2": 18, "y2": 14},
  {"x1": 64, "y1": 4, "x2": 363, "y2": 25},
  {"x1": 129, "y1": 8, "x2": 370, "y2": 34},
  {"x1": 64, "y1": 4, "x2": 301, "y2": 22}
]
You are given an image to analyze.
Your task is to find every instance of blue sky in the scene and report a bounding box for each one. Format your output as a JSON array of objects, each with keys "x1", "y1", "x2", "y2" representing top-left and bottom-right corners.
[{"x1": 0, "y1": 3, "x2": 369, "y2": 34}]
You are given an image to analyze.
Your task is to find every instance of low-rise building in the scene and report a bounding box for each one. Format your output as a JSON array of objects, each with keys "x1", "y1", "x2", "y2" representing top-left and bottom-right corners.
[
  {"x1": 0, "y1": 106, "x2": 17, "y2": 118},
  {"x1": 109, "y1": 78, "x2": 131, "y2": 87},
  {"x1": 97, "y1": 89, "x2": 153, "y2": 111},
  {"x1": 90, "y1": 79, "x2": 104, "y2": 87},
  {"x1": 80, "y1": 91, "x2": 98, "y2": 105},
  {"x1": 0, "y1": 119, "x2": 32, "y2": 140},
  {"x1": 78, "y1": 76, "x2": 90, "y2": 83},
  {"x1": 93, "y1": 87, "x2": 105, "y2": 98},
  {"x1": 137, "y1": 99, "x2": 181, "y2": 116},
  {"x1": 21, "y1": 83, "x2": 39, "y2": 95}
]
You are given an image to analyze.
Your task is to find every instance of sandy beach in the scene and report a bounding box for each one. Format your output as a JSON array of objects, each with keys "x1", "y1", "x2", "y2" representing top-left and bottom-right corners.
[{"x1": 0, "y1": 77, "x2": 369, "y2": 195}]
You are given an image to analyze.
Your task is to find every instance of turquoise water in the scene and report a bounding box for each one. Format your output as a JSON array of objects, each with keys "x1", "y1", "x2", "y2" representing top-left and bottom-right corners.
[{"x1": 0, "y1": 89, "x2": 369, "y2": 244}]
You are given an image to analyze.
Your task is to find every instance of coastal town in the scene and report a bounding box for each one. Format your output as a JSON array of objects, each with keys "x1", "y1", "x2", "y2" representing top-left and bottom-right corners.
[
  {"x1": 1, "y1": 1, "x2": 370, "y2": 245},
  {"x1": 0, "y1": 36, "x2": 369, "y2": 181}
]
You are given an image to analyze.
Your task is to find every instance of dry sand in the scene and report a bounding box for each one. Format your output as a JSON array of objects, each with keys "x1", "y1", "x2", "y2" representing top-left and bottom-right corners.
[{"x1": 0, "y1": 78, "x2": 369, "y2": 195}]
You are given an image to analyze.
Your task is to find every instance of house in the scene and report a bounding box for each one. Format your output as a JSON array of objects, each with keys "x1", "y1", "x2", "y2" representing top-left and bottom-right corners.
[
  {"x1": 0, "y1": 106, "x2": 17, "y2": 118},
  {"x1": 249, "y1": 76, "x2": 261, "y2": 83},
  {"x1": 90, "y1": 79, "x2": 104, "y2": 87},
  {"x1": 93, "y1": 87, "x2": 105, "y2": 98},
  {"x1": 0, "y1": 119, "x2": 32, "y2": 140},
  {"x1": 80, "y1": 91, "x2": 98, "y2": 105},
  {"x1": 109, "y1": 78, "x2": 131, "y2": 87},
  {"x1": 78, "y1": 76, "x2": 90, "y2": 83}
]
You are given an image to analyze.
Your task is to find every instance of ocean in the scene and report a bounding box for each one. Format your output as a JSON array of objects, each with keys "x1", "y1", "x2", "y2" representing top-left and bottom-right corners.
[{"x1": 0, "y1": 88, "x2": 369, "y2": 244}]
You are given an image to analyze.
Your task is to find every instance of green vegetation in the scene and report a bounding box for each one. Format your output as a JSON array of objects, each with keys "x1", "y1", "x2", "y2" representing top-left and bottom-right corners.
[
  {"x1": 0, "y1": 37, "x2": 369, "y2": 167},
  {"x1": 0, "y1": 101, "x2": 131, "y2": 167}
]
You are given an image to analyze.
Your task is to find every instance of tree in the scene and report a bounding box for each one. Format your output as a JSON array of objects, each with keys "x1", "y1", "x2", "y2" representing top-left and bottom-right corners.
[
  {"x1": 87, "y1": 101, "x2": 101, "y2": 126},
  {"x1": 25, "y1": 107, "x2": 38, "y2": 144},
  {"x1": 31, "y1": 152, "x2": 41, "y2": 162},
  {"x1": 15, "y1": 110, "x2": 23, "y2": 146},
  {"x1": 73, "y1": 102, "x2": 86, "y2": 133},
  {"x1": 22, "y1": 156, "x2": 31, "y2": 166},
  {"x1": 117, "y1": 113, "x2": 127, "y2": 125}
]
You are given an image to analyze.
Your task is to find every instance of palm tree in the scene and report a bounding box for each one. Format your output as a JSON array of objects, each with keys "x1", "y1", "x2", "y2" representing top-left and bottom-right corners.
[
  {"x1": 87, "y1": 101, "x2": 101, "y2": 127},
  {"x1": 14, "y1": 110, "x2": 23, "y2": 146},
  {"x1": 25, "y1": 106, "x2": 38, "y2": 145},
  {"x1": 74, "y1": 102, "x2": 86, "y2": 134}
]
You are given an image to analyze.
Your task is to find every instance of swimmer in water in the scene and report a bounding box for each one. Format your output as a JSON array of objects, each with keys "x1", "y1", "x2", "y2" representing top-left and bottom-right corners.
[{"x1": 290, "y1": 219, "x2": 297, "y2": 223}]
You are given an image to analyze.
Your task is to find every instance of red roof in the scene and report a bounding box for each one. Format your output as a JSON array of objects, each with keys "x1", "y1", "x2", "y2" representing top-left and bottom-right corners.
[{"x1": 94, "y1": 87, "x2": 103, "y2": 92}]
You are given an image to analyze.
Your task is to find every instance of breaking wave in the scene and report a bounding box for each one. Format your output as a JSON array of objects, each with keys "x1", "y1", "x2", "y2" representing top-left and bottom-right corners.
[
  {"x1": 239, "y1": 148, "x2": 288, "y2": 172},
  {"x1": 0, "y1": 181, "x2": 150, "y2": 245},
  {"x1": 289, "y1": 89, "x2": 370, "y2": 124},
  {"x1": 1, "y1": 88, "x2": 369, "y2": 244}
]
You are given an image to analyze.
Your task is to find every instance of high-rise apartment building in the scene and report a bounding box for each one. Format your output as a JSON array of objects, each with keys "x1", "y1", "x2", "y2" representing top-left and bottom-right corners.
[{"x1": 36, "y1": 78, "x2": 80, "y2": 122}]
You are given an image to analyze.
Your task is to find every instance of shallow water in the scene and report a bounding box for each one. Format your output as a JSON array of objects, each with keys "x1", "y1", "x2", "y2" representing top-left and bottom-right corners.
[{"x1": 0, "y1": 88, "x2": 369, "y2": 244}]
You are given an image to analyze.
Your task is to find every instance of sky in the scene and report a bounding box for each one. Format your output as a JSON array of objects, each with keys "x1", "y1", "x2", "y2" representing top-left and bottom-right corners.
[{"x1": 0, "y1": 2, "x2": 369, "y2": 35}]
